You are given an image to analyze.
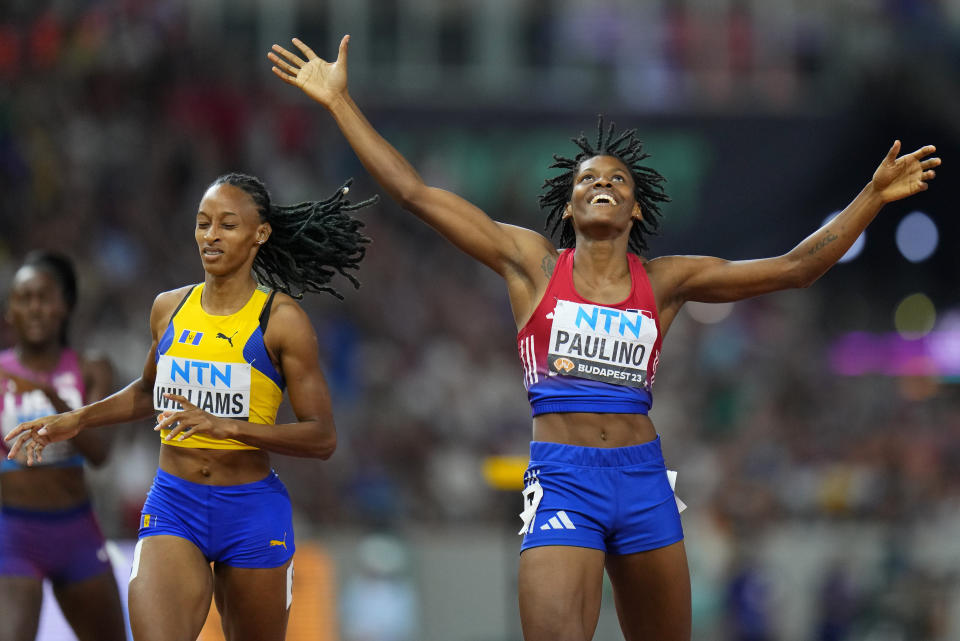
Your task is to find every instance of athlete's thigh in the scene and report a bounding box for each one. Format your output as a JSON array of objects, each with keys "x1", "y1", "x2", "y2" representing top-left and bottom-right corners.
[
  {"x1": 604, "y1": 540, "x2": 691, "y2": 641},
  {"x1": 518, "y1": 545, "x2": 606, "y2": 641},
  {"x1": 53, "y1": 569, "x2": 126, "y2": 641},
  {"x1": 0, "y1": 576, "x2": 42, "y2": 641},
  {"x1": 128, "y1": 535, "x2": 213, "y2": 641},
  {"x1": 213, "y1": 560, "x2": 292, "y2": 641}
]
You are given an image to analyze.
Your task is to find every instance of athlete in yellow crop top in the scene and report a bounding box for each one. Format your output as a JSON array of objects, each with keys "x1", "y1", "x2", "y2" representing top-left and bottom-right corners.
[
  {"x1": 154, "y1": 283, "x2": 284, "y2": 449},
  {"x1": 6, "y1": 172, "x2": 377, "y2": 641}
]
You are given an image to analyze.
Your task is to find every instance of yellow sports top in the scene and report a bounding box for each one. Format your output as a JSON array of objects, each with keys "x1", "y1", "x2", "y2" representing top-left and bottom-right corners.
[{"x1": 153, "y1": 284, "x2": 284, "y2": 450}]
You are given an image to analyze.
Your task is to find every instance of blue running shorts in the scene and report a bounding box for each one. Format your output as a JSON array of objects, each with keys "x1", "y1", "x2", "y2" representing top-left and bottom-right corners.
[
  {"x1": 518, "y1": 436, "x2": 683, "y2": 555},
  {"x1": 138, "y1": 468, "x2": 294, "y2": 568}
]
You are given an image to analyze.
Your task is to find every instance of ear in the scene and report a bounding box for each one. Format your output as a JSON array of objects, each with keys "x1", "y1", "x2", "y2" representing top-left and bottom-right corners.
[
  {"x1": 632, "y1": 204, "x2": 643, "y2": 221},
  {"x1": 256, "y1": 222, "x2": 272, "y2": 246},
  {"x1": 562, "y1": 202, "x2": 573, "y2": 220}
]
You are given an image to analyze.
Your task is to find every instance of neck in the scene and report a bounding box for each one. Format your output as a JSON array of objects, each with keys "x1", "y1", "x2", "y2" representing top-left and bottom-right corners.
[
  {"x1": 202, "y1": 272, "x2": 259, "y2": 315},
  {"x1": 16, "y1": 342, "x2": 63, "y2": 372},
  {"x1": 573, "y1": 238, "x2": 631, "y2": 280}
]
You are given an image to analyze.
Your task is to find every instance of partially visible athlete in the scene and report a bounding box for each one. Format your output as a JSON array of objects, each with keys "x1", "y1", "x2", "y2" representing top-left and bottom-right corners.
[
  {"x1": 0, "y1": 251, "x2": 125, "y2": 641},
  {"x1": 268, "y1": 35, "x2": 940, "y2": 641},
  {"x1": 6, "y1": 174, "x2": 376, "y2": 641}
]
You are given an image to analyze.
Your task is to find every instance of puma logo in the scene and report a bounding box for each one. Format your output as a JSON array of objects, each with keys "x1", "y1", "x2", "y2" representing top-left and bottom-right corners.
[
  {"x1": 269, "y1": 532, "x2": 287, "y2": 550},
  {"x1": 216, "y1": 331, "x2": 238, "y2": 347}
]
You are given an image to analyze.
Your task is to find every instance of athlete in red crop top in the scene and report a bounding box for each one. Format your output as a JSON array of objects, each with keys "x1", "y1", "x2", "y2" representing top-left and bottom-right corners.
[{"x1": 270, "y1": 35, "x2": 941, "y2": 641}]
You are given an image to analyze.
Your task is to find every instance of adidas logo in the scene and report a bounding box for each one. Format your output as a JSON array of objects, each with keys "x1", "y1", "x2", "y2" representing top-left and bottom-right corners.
[{"x1": 539, "y1": 510, "x2": 576, "y2": 530}]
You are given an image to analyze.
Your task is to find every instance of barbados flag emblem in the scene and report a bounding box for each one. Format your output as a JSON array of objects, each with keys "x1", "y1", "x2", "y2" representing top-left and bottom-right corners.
[
  {"x1": 141, "y1": 514, "x2": 155, "y2": 528},
  {"x1": 178, "y1": 329, "x2": 204, "y2": 346}
]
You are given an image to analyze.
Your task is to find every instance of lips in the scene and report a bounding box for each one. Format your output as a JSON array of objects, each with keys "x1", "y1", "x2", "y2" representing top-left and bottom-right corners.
[{"x1": 589, "y1": 191, "x2": 618, "y2": 206}]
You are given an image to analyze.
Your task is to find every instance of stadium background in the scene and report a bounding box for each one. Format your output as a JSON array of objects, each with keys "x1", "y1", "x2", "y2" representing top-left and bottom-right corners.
[{"x1": 2, "y1": 0, "x2": 959, "y2": 639}]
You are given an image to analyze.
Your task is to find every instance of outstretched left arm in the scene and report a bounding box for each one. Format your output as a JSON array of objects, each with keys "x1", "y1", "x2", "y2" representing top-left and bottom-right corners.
[
  {"x1": 156, "y1": 297, "x2": 337, "y2": 459},
  {"x1": 650, "y1": 141, "x2": 940, "y2": 308}
]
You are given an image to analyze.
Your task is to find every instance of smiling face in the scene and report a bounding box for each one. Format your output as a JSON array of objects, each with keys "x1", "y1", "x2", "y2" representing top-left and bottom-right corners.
[
  {"x1": 6, "y1": 267, "x2": 69, "y2": 349},
  {"x1": 564, "y1": 154, "x2": 642, "y2": 242},
  {"x1": 195, "y1": 183, "x2": 271, "y2": 277}
]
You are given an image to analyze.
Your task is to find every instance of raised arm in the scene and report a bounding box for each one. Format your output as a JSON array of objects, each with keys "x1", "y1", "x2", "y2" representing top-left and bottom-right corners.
[
  {"x1": 267, "y1": 37, "x2": 554, "y2": 301},
  {"x1": 156, "y1": 295, "x2": 337, "y2": 459},
  {"x1": 5, "y1": 289, "x2": 185, "y2": 464},
  {"x1": 648, "y1": 141, "x2": 940, "y2": 314}
]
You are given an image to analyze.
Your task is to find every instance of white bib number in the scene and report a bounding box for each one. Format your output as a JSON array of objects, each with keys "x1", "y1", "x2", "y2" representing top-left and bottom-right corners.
[
  {"x1": 154, "y1": 355, "x2": 251, "y2": 418},
  {"x1": 547, "y1": 300, "x2": 658, "y2": 389}
]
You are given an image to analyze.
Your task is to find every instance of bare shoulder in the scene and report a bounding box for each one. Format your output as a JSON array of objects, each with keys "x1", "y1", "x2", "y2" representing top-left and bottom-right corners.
[
  {"x1": 263, "y1": 292, "x2": 317, "y2": 350},
  {"x1": 152, "y1": 285, "x2": 195, "y2": 316},
  {"x1": 149, "y1": 285, "x2": 196, "y2": 334},
  {"x1": 496, "y1": 222, "x2": 560, "y2": 279},
  {"x1": 266, "y1": 291, "x2": 310, "y2": 325},
  {"x1": 644, "y1": 254, "x2": 722, "y2": 280}
]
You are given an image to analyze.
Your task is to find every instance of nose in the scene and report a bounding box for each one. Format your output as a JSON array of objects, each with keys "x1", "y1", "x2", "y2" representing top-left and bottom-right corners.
[
  {"x1": 595, "y1": 177, "x2": 613, "y2": 188},
  {"x1": 203, "y1": 225, "x2": 217, "y2": 241}
]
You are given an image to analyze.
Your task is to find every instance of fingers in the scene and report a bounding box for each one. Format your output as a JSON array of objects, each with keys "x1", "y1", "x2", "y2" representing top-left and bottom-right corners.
[
  {"x1": 909, "y1": 144, "x2": 936, "y2": 159},
  {"x1": 886, "y1": 140, "x2": 901, "y2": 162},
  {"x1": 154, "y1": 410, "x2": 177, "y2": 432},
  {"x1": 4, "y1": 422, "x2": 29, "y2": 443},
  {"x1": 5, "y1": 432, "x2": 27, "y2": 458},
  {"x1": 270, "y1": 43, "x2": 307, "y2": 69},
  {"x1": 271, "y1": 65, "x2": 300, "y2": 87},
  {"x1": 292, "y1": 37, "x2": 319, "y2": 61},
  {"x1": 920, "y1": 156, "x2": 941, "y2": 170},
  {"x1": 163, "y1": 393, "x2": 198, "y2": 411},
  {"x1": 268, "y1": 51, "x2": 300, "y2": 77},
  {"x1": 337, "y1": 34, "x2": 350, "y2": 64}
]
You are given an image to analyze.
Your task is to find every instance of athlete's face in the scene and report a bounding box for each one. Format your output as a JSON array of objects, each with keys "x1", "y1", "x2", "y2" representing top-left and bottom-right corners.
[
  {"x1": 564, "y1": 155, "x2": 641, "y2": 240},
  {"x1": 6, "y1": 267, "x2": 68, "y2": 348},
  {"x1": 195, "y1": 183, "x2": 271, "y2": 277}
]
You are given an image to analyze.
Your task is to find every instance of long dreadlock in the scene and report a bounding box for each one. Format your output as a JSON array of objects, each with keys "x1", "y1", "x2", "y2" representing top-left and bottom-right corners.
[
  {"x1": 211, "y1": 173, "x2": 378, "y2": 299},
  {"x1": 539, "y1": 117, "x2": 670, "y2": 255}
]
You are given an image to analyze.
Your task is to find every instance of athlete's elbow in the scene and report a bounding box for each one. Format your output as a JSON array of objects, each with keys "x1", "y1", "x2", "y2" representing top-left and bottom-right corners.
[
  {"x1": 782, "y1": 259, "x2": 819, "y2": 289},
  {"x1": 395, "y1": 182, "x2": 430, "y2": 212},
  {"x1": 312, "y1": 428, "x2": 337, "y2": 460}
]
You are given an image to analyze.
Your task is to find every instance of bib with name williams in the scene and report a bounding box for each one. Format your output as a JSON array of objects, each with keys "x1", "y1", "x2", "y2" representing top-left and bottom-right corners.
[
  {"x1": 153, "y1": 284, "x2": 284, "y2": 450},
  {"x1": 516, "y1": 249, "x2": 663, "y2": 417}
]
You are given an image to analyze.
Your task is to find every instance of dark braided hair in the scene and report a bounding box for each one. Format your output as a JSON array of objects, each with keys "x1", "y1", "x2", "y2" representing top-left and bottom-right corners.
[
  {"x1": 21, "y1": 250, "x2": 78, "y2": 346},
  {"x1": 540, "y1": 117, "x2": 670, "y2": 255},
  {"x1": 210, "y1": 173, "x2": 377, "y2": 299}
]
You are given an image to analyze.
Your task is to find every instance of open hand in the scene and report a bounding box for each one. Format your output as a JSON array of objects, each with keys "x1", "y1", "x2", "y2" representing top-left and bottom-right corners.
[
  {"x1": 872, "y1": 141, "x2": 940, "y2": 203},
  {"x1": 4, "y1": 412, "x2": 81, "y2": 466},
  {"x1": 269, "y1": 36, "x2": 350, "y2": 108},
  {"x1": 155, "y1": 393, "x2": 234, "y2": 442}
]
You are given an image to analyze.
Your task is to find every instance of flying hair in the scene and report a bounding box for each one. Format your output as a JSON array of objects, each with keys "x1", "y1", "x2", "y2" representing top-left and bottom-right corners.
[
  {"x1": 211, "y1": 173, "x2": 378, "y2": 299},
  {"x1": 539, "y1": 116, "x2": 670, "y2": 254}
]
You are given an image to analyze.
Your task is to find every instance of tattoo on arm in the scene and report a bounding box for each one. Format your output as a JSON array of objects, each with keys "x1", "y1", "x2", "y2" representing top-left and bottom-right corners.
[
  {"x1": 540, "y1": 254, "x2": 556, "y2": 279},
  {"x1": 807, "y1": 232, "x2": 839, "y2": 256}
]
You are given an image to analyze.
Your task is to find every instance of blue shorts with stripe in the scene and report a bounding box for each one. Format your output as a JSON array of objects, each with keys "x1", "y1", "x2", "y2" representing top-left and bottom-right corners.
[
  {"x1": 518, "y1": 436, "x2": 683, "y2": 555},
  {"x1": 139, "y1": 468, "x2": 294, "y2": 568}
]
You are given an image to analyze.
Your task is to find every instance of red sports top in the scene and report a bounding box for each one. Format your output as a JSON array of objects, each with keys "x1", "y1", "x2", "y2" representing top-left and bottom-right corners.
[{"x1": 517, "y1": 249, "x2": 663, "y2": 416}]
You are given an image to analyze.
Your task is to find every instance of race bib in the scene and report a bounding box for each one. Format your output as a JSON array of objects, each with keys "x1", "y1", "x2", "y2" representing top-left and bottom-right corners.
[
  {"x1": 518, "y1": 468, "x2": 544, "y2": 535},
  {"x1": 547, "y1": 300, "x2": 658, "y2": 389},
  {"x1": 154, "y1": 355, "x2": 251, "y2": 418}
]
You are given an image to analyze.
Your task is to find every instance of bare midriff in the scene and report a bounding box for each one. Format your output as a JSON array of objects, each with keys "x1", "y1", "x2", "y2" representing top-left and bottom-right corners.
[
  {"x1": 1, "y1": 466, "x2": 90, "y2": 509},
  {"x1": 159, "y1": 444, "x2": 271, "y2": 485},
  {"x1": 532, "y1": 412, "x2": 657, "y2": 448}
]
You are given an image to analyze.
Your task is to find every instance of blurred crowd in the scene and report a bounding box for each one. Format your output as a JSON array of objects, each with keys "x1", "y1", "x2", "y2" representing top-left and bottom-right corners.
[{"x1": 2, "y1": 1, "x2": 960, "y2": 639}]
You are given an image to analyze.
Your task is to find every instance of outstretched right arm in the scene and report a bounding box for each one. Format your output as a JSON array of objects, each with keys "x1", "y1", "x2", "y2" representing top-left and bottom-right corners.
[
  {"x1": 4, "y1": 288, "x2": 187, "y2": 464},
  {"x1": 269, "y1": 36, "x2": 555, "y2": 323}
]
